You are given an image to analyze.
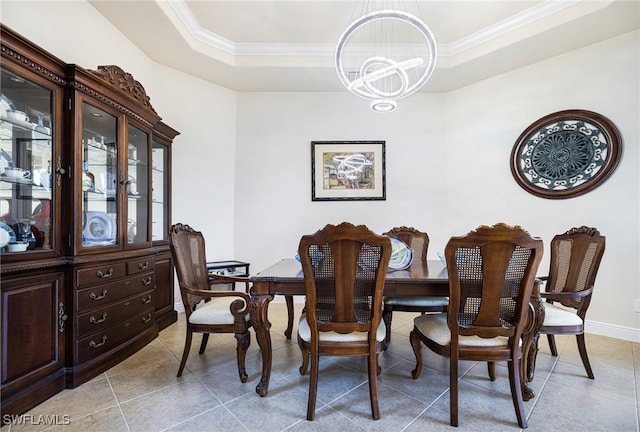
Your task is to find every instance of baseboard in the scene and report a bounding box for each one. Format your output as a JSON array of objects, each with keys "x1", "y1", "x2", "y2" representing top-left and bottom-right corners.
[{"x1": 586, "y1": 319, "x2": 640, "y2": 342}]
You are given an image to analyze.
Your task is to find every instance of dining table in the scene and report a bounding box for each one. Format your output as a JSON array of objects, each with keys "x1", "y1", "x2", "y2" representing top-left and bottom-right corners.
[{"x1": 249, "y1": 258, "x2": 543, "y2": 401}]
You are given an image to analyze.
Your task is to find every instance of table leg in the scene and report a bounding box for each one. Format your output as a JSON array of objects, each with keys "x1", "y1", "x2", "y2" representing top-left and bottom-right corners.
[
  {"x1": 526, "y1": 296, "x2": 545, "y2": 384},
  {"x1": 250, "y1": 291, "x2": 274, "y2": 397},
  {"x1": 284, "y1": 295, "x2": 294, "y2": 340},
  {"x1": 520, "y1": 284, "x2": 545, "y2": 401}
]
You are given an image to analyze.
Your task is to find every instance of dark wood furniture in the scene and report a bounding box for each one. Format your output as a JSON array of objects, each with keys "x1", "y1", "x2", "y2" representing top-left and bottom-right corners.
[
  {"x1": 169, "y1": 224, "x2": 252, "y2": 380},
  {"x1": 250, "y1": 257, "x2": 448, "y2": 397},
  {"x1": 0, "y1": 25, "x2": 178, "y2": 419},
  {"x1": 296, "y1": 222, "x2": 391, "y2": 420},
  {"x1": 409, "y1": 223, "x2": 543, "y2": 428},
  {"x1": 207, "y1": 260, "x2": 250, "y2": 277},
  {"x1": 381, "y1": 226, "x2": 448, "y2": 349},
  {"x1": 250, "y1": 255, "x2": 544, "y2": 402},
  {"x1": 207, "y1": 260, "x2": 251, "y2": 292},
  {"x1": 529, "y1": 226, "x2": 605, "y2": 380}
]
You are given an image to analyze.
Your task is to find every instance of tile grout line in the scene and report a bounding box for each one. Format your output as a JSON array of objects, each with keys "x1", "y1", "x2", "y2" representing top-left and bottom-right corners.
[{"x1": 105, "y1": 372, "x2": 131, "y2": 432}]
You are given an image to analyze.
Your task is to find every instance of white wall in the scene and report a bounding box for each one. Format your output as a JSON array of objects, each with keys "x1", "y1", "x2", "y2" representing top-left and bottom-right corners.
[{"x1": 235, "y1": 31, "x2": 640, "y2": 340}]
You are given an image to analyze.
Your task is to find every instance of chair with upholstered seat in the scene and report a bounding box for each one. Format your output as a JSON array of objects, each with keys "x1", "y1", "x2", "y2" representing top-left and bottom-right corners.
[
  {"x1": 297, "y1": 222, "x2": 391, "y2": 420},
  {"x1": 382, "y1": 226, "x2": 448, "y2": 349},
  {"x1": 169, "y1": 223, "x2": 252, "y2": 381},
  {"x1": 536, "y1": 226, "x2": 605, "y2": 379},
  {"x1": 410, "y1": 223, "x2": 543, "y2": 428}
]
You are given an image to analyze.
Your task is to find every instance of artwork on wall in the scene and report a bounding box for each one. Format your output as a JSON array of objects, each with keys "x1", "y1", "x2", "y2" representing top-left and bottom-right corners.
[
  {"x1": 311, "y1": 141, "x2": 386, "y2": 201},
  {"x1": 510, "y1": 109, "x2": 622, "y2": 199}
]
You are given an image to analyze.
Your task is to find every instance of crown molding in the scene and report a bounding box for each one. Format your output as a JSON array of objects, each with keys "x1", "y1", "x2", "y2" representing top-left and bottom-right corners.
[{"x1": 167, "y1": 0, "x2": 584, "y2": 58}]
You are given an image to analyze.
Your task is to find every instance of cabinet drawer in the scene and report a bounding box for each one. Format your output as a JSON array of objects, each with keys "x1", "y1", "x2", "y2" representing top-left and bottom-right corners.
[
  {"x1": 76, "y1": 308, "x2": 155, "y2": 363},
  {"x1": 76, "y1": 290, "x2": 154, "y2": 337},
  {"x1": 127, "y1": 257, "x2": 155, "y2": 275},
  {"x1": 76, "y1": 272, "x2": 154, "y2": 312},
  {"x1": 77, "y1": 263, "x2": 127, "y2": 288}
]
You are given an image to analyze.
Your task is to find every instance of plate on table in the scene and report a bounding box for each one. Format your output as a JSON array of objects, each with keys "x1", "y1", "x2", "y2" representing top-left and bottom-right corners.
[
  {"x1": 0, "y1": 221, "x2": 16, "y2": 247},
  {"x1": 388, "y1": 237, "x2": 413, "y2": 270},
  {"x1": 82, "y1": 211, "x2": 113, "y2": 242}
]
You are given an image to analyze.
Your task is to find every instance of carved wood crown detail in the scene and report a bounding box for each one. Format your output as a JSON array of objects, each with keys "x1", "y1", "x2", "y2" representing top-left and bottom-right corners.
[
  {"x1": 1, "y1": 45, "x2": 66, "y2": 86},
  {"x1": 72, "y1": 81, "x2": 154, "y2": 129},
  {"x1": 564, "y1": 226, "x2": 600, "y2": 237},
  {"x1": 90, "y1": 65, "x2": 157, "y2": 115}
]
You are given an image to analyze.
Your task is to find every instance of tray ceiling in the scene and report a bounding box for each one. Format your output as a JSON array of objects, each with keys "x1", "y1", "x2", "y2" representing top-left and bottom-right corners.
[{"x1": 89, "y1": 0, "x2": 639, "y2": 92}]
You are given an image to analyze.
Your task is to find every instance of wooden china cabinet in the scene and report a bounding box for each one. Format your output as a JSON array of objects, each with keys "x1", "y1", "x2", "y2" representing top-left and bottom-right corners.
[{"x1": 0, "y1": 25, "x2": 179, "y2": 419}]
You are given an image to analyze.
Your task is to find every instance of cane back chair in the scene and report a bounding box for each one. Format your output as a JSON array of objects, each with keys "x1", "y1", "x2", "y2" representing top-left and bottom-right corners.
[
  {"x1": 537, "y1": 226, "x2": 605, "y2": 379},
  {"x1": 382, "y1": 226, "x2": 448, "y2": 349},
  {"x1": 410, "y1": 223, "x2": 543, "y2": 428},
  {"x1": 169, "y1": 223, "x2": 252, "y2": 381},
  {"x1": 297, "y1": 222, "x2": 391, "y2": 420}
]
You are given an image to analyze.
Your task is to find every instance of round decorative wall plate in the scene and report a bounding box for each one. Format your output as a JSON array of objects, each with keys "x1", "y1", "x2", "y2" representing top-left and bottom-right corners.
[{"x1": 510, "y1": 109, "x2": 622, "y2": 199}]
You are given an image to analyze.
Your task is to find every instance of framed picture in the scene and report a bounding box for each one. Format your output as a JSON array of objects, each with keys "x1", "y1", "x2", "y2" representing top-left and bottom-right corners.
[{"x1": 311, "y1": 141, "x2": 386, "y2": 201}]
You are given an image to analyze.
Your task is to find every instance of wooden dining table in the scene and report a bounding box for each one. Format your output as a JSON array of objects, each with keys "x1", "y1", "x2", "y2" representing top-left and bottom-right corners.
[{"x1": 249, "y1": 258, "x2": 543, "y2": 401}]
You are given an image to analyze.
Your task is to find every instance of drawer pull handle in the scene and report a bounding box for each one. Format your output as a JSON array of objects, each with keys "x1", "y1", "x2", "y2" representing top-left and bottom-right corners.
[
  {"x1": 142, "y1": 295, "x2": 152, "y2": 304},
  {"x1": 89, "y1": 313, "x2": 108, "y2": 324},
  {"x1": 89, "y1": 336, "x2": 107, "y2": 349},
  {"x1": 142, "y1": 277, "x2": 152, "y2": 286},
  {"x1": 142, "y1": 313, "x2": 152, "y2": 324},
  {"x1": 90, "y1": 290, "x2": 108, "y2": 301},
  {"x1": 138, "y1": 261, "x2": 149, "y2": 270},
  {"x1": 96, "y1": 268, "x2": 114, "y2": 279}
]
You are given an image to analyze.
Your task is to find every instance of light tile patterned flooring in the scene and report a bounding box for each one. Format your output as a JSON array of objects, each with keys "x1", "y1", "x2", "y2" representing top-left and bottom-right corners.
[{"x1": 3, "y1": 303, "x2": 639, "y2": 432}]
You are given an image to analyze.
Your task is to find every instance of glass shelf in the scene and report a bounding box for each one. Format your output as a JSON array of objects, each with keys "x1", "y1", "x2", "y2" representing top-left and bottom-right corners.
[{"x1": 0, "y1": 67, "x2": 55, "y2": 253}]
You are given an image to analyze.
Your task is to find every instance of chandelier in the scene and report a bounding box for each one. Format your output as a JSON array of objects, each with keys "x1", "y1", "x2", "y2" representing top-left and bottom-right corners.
[{"x1": 335, "y1": 4, "x2": 437, "y2": 112}]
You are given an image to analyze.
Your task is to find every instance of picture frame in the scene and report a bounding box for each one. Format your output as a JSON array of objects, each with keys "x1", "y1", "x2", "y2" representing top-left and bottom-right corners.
[
  {"x1": 311, "y1": 141, "x2": 386, "y2": 201},
  {"x1": 510, "y1": 110, "x2": 622, "y2": 199}
]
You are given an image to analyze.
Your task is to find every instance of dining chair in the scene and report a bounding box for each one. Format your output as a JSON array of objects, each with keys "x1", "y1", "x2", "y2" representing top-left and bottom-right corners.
[
  {"x1": 297, "y1": 222, "x2": 391, "y2": 420},
  {"x1": 169, "y1": 223, "x2": 252, "y2": 381},
  {"x1": 536, "y1": 226, "x2": 605, "y2": 379},
  {"x1": 381, "y1": 226, "x2": 448, "y2": 349},
  {"x1": 409, "y1": 223, "x2": 543, "y2": 428}
]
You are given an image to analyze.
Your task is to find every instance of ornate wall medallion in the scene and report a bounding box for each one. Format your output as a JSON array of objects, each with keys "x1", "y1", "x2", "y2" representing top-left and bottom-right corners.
[{"x1": 510, "y1": 110, "x2": 622, "y2": 199}]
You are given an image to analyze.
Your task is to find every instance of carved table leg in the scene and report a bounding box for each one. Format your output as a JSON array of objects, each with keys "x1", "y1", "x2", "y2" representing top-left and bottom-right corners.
[
  {"x1": 520, "y1": 283, "x2": 545, "y2": 401},
  {"x1": 284, "y1": 295, "x2": 294, "y2": 340},
  {"x1": 250, "y1": 290, "x2": 274, "y2": 397},
  {"x1": 527, "y1": 296, "x2": 546, "y2": 384}
]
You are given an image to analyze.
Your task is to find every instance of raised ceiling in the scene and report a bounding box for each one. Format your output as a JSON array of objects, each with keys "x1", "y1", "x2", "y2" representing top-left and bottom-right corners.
[{"x1": 89, "y1": 0, "x2": 639, "y2": 92}]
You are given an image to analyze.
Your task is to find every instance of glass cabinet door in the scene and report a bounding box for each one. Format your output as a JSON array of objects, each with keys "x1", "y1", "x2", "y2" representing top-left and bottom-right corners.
[
  {"x1": 0, "y1": 68, "x2": 55, "y2": 254},
  {"x1": 81, "y1": 102, "x2": 118, "y2": 248},
  {"x1": 151, "y1": 142, "x2": 168, "y2": 242},
  {"x1": 126, "y1": 124, "x2": 149, "y2": 245}
]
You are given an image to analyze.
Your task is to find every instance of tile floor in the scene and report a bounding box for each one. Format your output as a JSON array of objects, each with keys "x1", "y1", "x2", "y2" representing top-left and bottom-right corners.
[{"x1": 3, "y1": 302, "x2": 639, "y2": 432}]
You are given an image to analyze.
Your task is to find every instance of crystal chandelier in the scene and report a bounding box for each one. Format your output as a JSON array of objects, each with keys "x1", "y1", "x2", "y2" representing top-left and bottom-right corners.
[{"x1": 335, "y1": 5, "x2": 437, "y2": 112}]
